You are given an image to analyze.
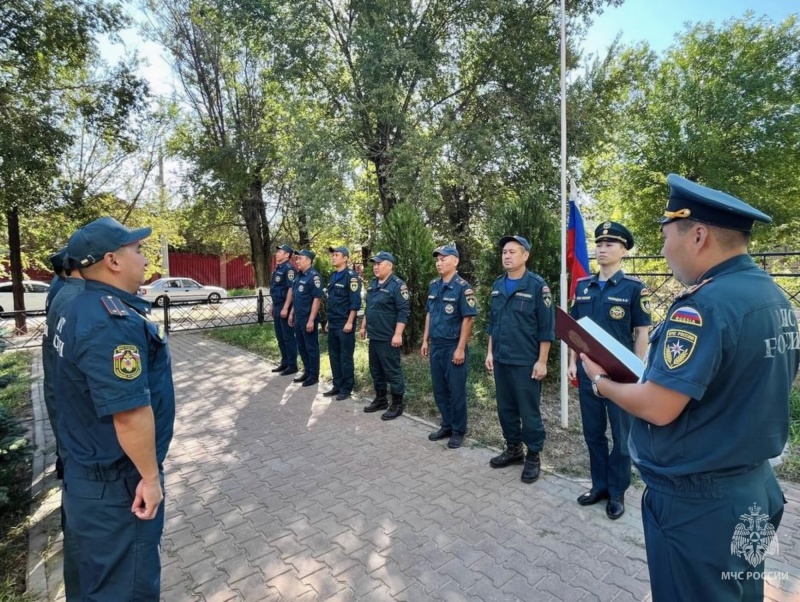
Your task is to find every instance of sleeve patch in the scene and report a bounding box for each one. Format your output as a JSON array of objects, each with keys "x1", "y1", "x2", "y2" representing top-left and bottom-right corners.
[
  {"x1": 400, "y1": 283, "x2": 409, "y2": 300},
  {"x1": 669, "y1": 307, "x2": 703, "y2": 327},
  {"x1": 113, "y1": 345, "x2": 142, "y2": 380},
  {"x1": 350, "y1": 278, "x2": 359, "y2": 292},
  {"x1": 662, "y1": 329, "x2": 697, "y2": 369}
]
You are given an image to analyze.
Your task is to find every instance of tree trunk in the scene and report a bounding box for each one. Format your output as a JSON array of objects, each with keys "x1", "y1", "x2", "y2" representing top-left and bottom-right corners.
[
  {"x1": 297, "y1": 208, "x2": 309, "y2": 249},
  {"x1": 240, "y1": 178, "x2": 269, "y2": 288},
  {"x1": 442, "y1": 185, "x2": 473, "y2": 282},
  {"x1": 6, "y1": 207, "x2": 27, "y2": 334}
]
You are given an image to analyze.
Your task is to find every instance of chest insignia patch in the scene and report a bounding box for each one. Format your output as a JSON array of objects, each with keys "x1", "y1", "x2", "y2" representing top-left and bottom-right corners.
[
  {"x1": 670, "y1": 306, "x2": 703, "y2": 327},
  {"x1": 298, "y1": 284, "x2": 305, "y2": 292},
  {"x1": 113, "y1": 345, "x2": 142, "y2": 380},
  {"x1": 663, "y1": 329, "x2": 697, "y2": 369},
  {"x1": 274, "y1": 275, "x2": 281, "y2": 283},
  {"x1": 445, "y1": 304, "x2": 454, "y2": 314},
  {"x1": 609, "y1": 305, "x2": 625, "y2": 320}
]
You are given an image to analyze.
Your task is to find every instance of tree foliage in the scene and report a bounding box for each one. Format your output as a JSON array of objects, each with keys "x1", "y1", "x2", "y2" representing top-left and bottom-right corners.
[
  {"x1": 581, "y1": 14, "x2": 800, "y2": 252},
  {"x1": 374, "y1": 202, "x2": 436, "y2": 351}
]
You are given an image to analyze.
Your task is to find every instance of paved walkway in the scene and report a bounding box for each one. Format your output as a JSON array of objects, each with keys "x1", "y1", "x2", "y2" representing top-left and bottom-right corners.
[{"x1": 26, "y1": 332, "x2": 800, "y2": 601}]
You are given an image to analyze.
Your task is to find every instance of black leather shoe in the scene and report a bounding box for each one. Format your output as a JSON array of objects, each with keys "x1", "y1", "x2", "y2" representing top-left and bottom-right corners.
[
  {"x1": 520, "y1": 451, "x2": 540, "y2": 483},
  {"x1": 293, "y1": 374, "x2": 308, "y2": 383},
  {"x1": 281, "y1": 367, "x2": 298, "y2": 376},
  {"x1": 271, "y1": 364, "x2": 288, "y2": 373},
  {"x1": 428, "y1": 427, "x2": 452, "y2": 441},
  {"x1": 322, "y1": 388, "x2": 340, "y2": 397},
  {"x1": 447, "y1": 434, "x2": 463, "y2": 449},
  {"x1": 302, "y1": 379, "x2": 319, "y2": 387},
  {"x1": 489, "y1": 444, "x2": 525, "y2": 468},
  {"x1": 335, "y1": 392, "x2": 351, "y2": 401},
  {"x1": 606, "y1": 496, "x2": 625, "y2": 520},
  {"x1": 577, "y1": 489, "x2": 609, "y2": 506}
]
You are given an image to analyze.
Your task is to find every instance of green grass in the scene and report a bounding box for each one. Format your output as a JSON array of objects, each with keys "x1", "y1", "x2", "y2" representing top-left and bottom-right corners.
[
  {"x1": 0, "y1": 351, "x2": 33, "y2": 600},
  {"x1": 208, "y1": 324, "x2": 511, "y2": 448},
  {"x1": 776, "y1": 386, "x2": 800, "y2": 481}
]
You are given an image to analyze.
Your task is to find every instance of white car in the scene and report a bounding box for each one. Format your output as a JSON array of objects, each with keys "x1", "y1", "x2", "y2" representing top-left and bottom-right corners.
[
  {"x1": 0, "y1": 280, "x2": 51, "y2": 315},
  {"x1": 138, "y1": 278, "x2": 227, "y2": 307}
]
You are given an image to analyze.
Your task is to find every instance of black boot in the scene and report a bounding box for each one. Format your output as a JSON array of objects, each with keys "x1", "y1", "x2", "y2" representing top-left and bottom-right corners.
[
  {"x1": 363, "y1": 389, "x2": 389, "y2": 413},
  {"x1": 489, "y1": 443, "x2": 525, "y2": 468},
  {"x1": 521, "y1": 450, "x2": 541, "y2": 483},
  {"x1": 381, "y1": 394, "x2": 404, "y2": 420}
]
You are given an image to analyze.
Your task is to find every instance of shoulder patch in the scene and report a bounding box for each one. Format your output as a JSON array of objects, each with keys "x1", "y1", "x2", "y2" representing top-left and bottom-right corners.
[
  {"x1": 113, "y1": 345, "x2": 142, "y2": 380},
  {"x1": 313, "y1": 274, "x2": 322, "y2": 288},
  {"x1": 669, "y1": 306, "x2": 703, "y2": 327},
  {"x1": 400, "y1": 283, "x2": 409, "y2": 300},
  {"x1": 350, "y1": 277, "x2": 359, "y2": 292},
  {"x1": 287, "y1": 269, "x2": 296, "y2": 282},
  {"x1": 662, "y1": 328, "x2": 697, "y2": 369},
  {"x1": 101, "y1": 296, "x2": 129, "y2": 317}
]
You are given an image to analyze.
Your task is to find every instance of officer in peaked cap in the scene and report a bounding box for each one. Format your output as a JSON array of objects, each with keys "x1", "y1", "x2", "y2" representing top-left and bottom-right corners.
[
  {"x1": 323, "y1": 246, "x2": 362, "y2": 401},
  {"x1": 55, "y1": 216, "x2": 175, "y2": 599},
  {"x1": 486, "y1": 235, "x2": 555, "y2": 484},
  {"x1": 289, "y1": 249, "x2": 324, "y2": 387},
  {"x1": 270, "y1": 244, "x2": 299, "y2": 376},
  {"x1": 360, "y1": 251, "x2": 410, "y2": 420},
  {"x1": 580, "y1": 174, "x2": 797, "y2": 600},
  {"x1": 568, "y1": 221, "x2": 650, "y2": 520},
  {"x1": 422, "y1": 246, "x2": 477, "y2": 449}
]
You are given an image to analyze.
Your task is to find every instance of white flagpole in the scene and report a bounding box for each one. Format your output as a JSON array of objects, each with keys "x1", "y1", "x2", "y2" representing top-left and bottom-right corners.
[{"x1": 559, "y1": 0, "x2": 569, "y2": 428}]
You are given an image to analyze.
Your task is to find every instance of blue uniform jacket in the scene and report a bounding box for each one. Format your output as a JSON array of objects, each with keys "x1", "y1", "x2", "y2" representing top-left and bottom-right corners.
[
  {"x1": 569, "y1": 270, "x2": 651, "y2": 352},
  {"x1": 426, "y1": 273, "x2": 477, "y2": 343},
  {"x1": 632, "y1": 254, "x2": 800, "y2": 481},
  {"x1": 487, "y1": 270, "x2": 555, "y2": 365},
  {"x1": 365, "y1": 274, "x2": 410, "y2": 342},
  {"x1": 46, "y1": 275, "x2": 65, "y2": 314},
  {"x1": 292, "y1": 268, "x2": 324, "y2": 321},
  {"x1": 271, "y1": 261, "x2": 296, "y2": 308},
  {"x1": 327, "y1": 268, "x2": 362, "y2": 326},
  {"x1": 54, "y1": 280, "x2": 176, "y2": 473}
]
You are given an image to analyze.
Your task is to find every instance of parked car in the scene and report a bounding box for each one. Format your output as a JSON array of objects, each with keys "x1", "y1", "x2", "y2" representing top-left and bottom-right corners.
[
  {"x1": 0, "y1": 280, "x2": 51, "y2": 315},
  {"x1": 138, "y1": 278, "x2": 227, "y2": 307}
]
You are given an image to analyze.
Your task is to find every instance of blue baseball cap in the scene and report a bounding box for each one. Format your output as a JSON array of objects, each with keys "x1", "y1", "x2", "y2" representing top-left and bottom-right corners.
[
  {"x1": 660, "y1": 173, "x2": 771, "y2": 232},
  {"x1": 296, "y1": 249, "x2": 316, "y2": 261},
  {"x1": 369, "y1": 251, "x2": 396, "y2": 263},
  {"x1": 498, "y1": 235, "x2": 531, "y2": 251},
  {"x1": 433, "y1": 246, "x2": 459, "y2": 258},
  {"x1": 276, "y1": 244, "x2": 294, "y2": 254},
  {"x1": 68, "y1": 217, "x2": 152, "y2": 268},
  {"x1": 49, "y1": 247, "x2": 68, "y2": 272},
  {"x1": 328, "y1": 246, "x2": 350, "y2": 256}
]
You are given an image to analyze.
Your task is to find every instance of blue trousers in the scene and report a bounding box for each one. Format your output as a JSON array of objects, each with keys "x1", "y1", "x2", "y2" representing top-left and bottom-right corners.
[
  {"x1": 63, "y1": 473, "x2": 164, "y2": 601},
  {"x1": 328, "y1": 324, "x2": 356, "y2": 394},
  {"x1": 294, "y1": 318, "x2": 320, "y2": 379},
  {"x1": 642, "y1": 461, "x2": 784, "y2": 601},
  {"x1": 430, "y1": 342, "x2": 468, "y2": 435},
  {"x1": 578, "y1": 367, "x2": 632, "y2": 496},
  {"x1": 493, "y1": 362, "x2": 545, "y2": 451},
  {"x1": 368, "y1": 339, "x2": 405, "y2": 395},
  {"x1": 272, "y1": 305, "x2": 297, "y2": 369}
]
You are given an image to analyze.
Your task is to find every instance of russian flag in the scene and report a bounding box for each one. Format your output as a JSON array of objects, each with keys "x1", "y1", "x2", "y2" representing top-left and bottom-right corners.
[{"x1": 567, "y1": 199, "x2": 590, "y2": 300}]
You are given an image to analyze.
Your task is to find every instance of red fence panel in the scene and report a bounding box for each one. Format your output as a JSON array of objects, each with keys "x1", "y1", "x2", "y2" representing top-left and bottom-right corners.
[{"x1": 223, "y1": 256, "x2": 256, "y2": 289}]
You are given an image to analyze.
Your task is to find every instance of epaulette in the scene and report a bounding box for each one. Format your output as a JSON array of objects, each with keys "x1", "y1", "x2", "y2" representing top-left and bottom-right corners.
[
  {"x1": 430, "y1": 278, "x2": 437, "y2": 285},
  {"x1": 576, "y1": 275, "x2": 592, "y2": 283},
  {"x1": 100, "y1": 295, "x2": 130, "y2": 317},
  {"x1": 494, "y1": 274, "x2": 504, "y2": 281},
  {"x1": 623, "y1": 275, "x2": 644, "y2": 283},
  {"x1": 676, "y1": 278, "x2": 713, "y2": 300},
  {"x1": 455, "y1": 275, "x2": 467, "y2": 286}
]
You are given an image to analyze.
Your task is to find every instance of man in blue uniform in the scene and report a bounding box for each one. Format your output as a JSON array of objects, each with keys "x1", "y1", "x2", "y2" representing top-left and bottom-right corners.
[
  {"x1": 54, "y1": 216, "x2": 175, "y2": 600},
  {"x1": 568, "y1": 222, "x2": 651, "y2": 520},
  {"x1": 581, "y1": 174, "x2": 799, "y2": 601},
  {"x1": 421, "y1": 246, "x2": 477, "y2": 449},
  {"x1": 324, "y1": 246, "x2": 362, "y2": 400},
  {"x1": 486, "y1": 235, "x2": 555, "y2": 483},
  {"x1": 270, "y1": 244, "x2": 298, "y2": 375},
  {"x1": 360, "y1": 251, "x2": 410, "y2": 420},
  {"x1": 45, "y1": 247, "x2": 69, "y2": 313},
  {"x1": 289, "y1": 249, "x2": 323, "y2": 387}
]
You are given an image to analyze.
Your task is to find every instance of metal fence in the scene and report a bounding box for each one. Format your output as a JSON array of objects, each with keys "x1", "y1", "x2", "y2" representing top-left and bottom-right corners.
[
  {"x1": 3, "y1": 252, "x2": 800, "y2": 350},
  {"x1": 0, "y1": 291, "x2": 274, "y2": 350}
]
